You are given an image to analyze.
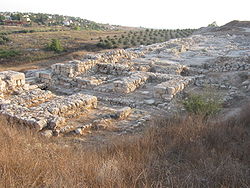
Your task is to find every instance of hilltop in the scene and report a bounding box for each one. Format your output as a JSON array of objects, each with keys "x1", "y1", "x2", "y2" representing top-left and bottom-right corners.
[
  {"x1": 0, "y1": 12, "x2": 113, "y2": 30},
  {"x1": 195, "y1": 20, "x2": 250, "y2": 34}
]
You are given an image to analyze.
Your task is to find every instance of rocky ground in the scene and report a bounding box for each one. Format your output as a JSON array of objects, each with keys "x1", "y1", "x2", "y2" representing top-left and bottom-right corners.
[{"x1": 0, "y1": 21, "x2": 249, "y2": 140}]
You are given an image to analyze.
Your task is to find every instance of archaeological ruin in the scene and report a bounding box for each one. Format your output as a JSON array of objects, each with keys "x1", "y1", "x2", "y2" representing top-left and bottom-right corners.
[{"x1": 1, "y1": 27, "x2": 250, "y2": 137}]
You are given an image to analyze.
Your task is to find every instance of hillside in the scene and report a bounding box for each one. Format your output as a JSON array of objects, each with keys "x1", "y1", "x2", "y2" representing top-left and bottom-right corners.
[
  {"x1": 0, "y1": 25, "x2": 124, "y2": 70},
  {"x1": 0, "y1": 12, "x2": 111, "y2": 30},
  {"x1": 195, "y1": 20, "x2": 250, "y2": 34},
  {"x1": 0, "y1": 103, "x2": 249, "y2": 187},
  {"x1": 0, "y1": 12, "x2": 196, "y2": 71},
  {"x1": 0, "y1": 19, "x2": 249, "y2": 187}
]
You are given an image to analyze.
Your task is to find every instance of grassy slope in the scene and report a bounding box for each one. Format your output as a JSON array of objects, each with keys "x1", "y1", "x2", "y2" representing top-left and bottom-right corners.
[
  {"x1": 0, "y1": 25, "x2": 126, "y2": 69},
  {"x1": 0, "y1": 104, "x2": 249, "y2": 187}
]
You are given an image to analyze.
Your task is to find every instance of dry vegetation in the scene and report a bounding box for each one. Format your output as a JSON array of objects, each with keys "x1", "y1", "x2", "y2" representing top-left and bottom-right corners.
[
  {"x1": 0, "y1": 25, "x2": 125, "y2": 69},
  {"x1": 0, "y1": 103, "x2": 249, "y2": 187}
]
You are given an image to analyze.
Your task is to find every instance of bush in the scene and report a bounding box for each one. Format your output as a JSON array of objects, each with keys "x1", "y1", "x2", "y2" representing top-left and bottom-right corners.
[
  {"x1": 73, "y1": 26, "x2": 81, "y2": 31},
  {"x1": 183, "y1": 93, "x2": 221, "y2": 118},
  {"x1": 0, "y1": 35, "x2": 11, "y2": 45},
  {"x1": 0, "y1": 49, "x2": 20, "y2": 58},
  {"x1": 47, "y1": 39, "x2": 64, "y2": 52}
]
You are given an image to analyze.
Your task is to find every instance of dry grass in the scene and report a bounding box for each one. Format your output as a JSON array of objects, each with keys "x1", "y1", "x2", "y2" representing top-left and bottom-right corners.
[
  {"x1": 0, "y1": 104, "x2": 249, "y2": 187},
  {"x1": 0, "y1": 25, "x2": 126, "y2": 70}
]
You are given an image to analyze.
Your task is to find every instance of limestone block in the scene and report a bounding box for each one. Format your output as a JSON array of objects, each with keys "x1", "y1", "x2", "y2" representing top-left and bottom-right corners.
[
  {"x1": 48, "y1": 117, "x2": 66, "y2": 129},
  {"x1": 166, "y1": 87, "x2": 175, "y2": 95},
  {"x1": 7, "y1": 71, "x2": 25, "y2": 82},
  {"x1": 75, "y1": 128, "x2": 83, "y2": 135},
  {"x1": 0, "y1": 80, "x2": 6, "y2": 92},
  {"x1": 33, "y1": 119, "x2": 47, "y2": 131},
  {"x1": 116, "y1": 107, "x2": 132, "y2": 119},
  {"x1": 144, "y1": 99, "x2": 155, "y2": 105},
  {"x1": 154, "y1": 86, "x2": 165, "y2": 95},
  {"x1": 113, "y1": 72, "x2": 149, "y2": 93},
  {"x1": 40, "y1": 72, "x2": 52, "y2": 80},
  {"x1": 40, "y1": 130, "x2": 53, "y2": 137},
  {"x1": 48, "y1": 107, "x2": 59, "y2": 115},
  {"x1": 162, "y1": 94, "x2": 173, "y2": 101}
]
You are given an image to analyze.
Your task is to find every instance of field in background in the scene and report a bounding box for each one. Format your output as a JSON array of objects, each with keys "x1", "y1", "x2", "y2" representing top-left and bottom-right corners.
[
  {"x1": 0, "y1": 25, "x2": 126, "y2": 71},
  {"x1": 97, "y1": 29, "x2": 195, "y2": 49},
  {"x1": 0, "y1": 103, "x2": 249, "y2": 187},
  {"x1": 0, "y1": 25, "x2": 195, "y2": 72}
]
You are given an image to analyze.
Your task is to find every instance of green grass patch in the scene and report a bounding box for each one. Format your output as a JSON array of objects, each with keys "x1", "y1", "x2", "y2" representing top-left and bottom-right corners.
[
  {"x1": 183, "y1": 93, "x2": 222, "y2": 118},
  {"x1": 0, "y1": 49, "x2": 21, "y2": 58},
  {"x1": 0, "y1": 35, "x2": 11, "y2": 45},
  {"x1": 46, "y1": 39, "x2": 64, "y2": 53}
]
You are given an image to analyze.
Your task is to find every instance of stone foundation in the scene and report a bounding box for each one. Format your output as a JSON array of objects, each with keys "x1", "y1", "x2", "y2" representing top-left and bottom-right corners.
[
  {"x1": 154, "y1": 77, "x2": 194, "y2": 99},
  {"x1": 95, "y1": 63, "x2": 133, "y2": 75},
  {"x1": 0, "y1": 92, "x2": 97, "y2": 131},
  {"x1": 1, "y1": 46, "x2": 196, "y2": 136},
  {"x1": 113, "y1": 72, "x2": 149, "y2": 93},
  {"x1": 0, "y1": 71, "x2": 25, "y2": 93}
]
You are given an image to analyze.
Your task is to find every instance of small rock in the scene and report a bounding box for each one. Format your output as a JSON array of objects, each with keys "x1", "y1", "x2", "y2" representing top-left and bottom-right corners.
[
  {"x1": 144, "y1": 99, "x2": 155, "y2": 105},
  {"x1": 40, "y1": 130, "x2": 53, "y2": 138}
]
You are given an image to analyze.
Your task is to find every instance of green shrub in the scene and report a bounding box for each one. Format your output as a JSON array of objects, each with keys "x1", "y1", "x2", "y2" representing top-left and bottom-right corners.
[
  {"x1": 73, "y1": 26, "x2": 81, "y2": 31},
  {"x1": 0, "y1": 49, "x2": 20, "y2": 58},
  {"x1": 183, "y1": 94, "x2": 221, "y2": 118},
  {"x1": 0, "y1": 35, "x2": 11, "y2": 45},
  {"x1": 47, "y1": 39, "x2": 64, "y2": 52}
]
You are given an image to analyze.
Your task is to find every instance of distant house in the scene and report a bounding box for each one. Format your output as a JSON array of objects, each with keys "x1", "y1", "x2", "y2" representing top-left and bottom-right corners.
[
  {"x1": 4, "y1": 16, "x2": 12, "y2": 20},
  {"x1": 21, "y1": 15, "x2": 31, "y2": 22},
  {"x1": 63, "y1": 20, "x2": 73, "y2": 26}
]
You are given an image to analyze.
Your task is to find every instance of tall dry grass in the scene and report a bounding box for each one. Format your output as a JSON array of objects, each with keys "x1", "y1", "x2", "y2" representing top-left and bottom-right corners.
[{"x1": 0, "y1": 104, "x2": 249, "y2": 187}]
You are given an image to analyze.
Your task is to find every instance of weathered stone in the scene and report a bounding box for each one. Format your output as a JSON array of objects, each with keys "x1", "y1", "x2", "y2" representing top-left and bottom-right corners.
[
  {"x1": 144, "y1": 99, "x2": 155, "y2": 105},
  {"x1": 33, "y1": 119, "x2": 47, "y2": 131},
  {"x1": 48, "y1": 117, "x2": 65, "y2": 129},
  {"x1": 116, "y1": 107, "x2": 132, "y2": 119},
  {"x1": 40, "y1": 130, "x2": 53, "y2": 138}
]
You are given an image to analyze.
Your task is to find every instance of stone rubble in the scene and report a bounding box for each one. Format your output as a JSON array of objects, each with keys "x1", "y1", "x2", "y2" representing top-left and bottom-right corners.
[
  {"x1": 0, "y1": 71, "x2": 25, "y2": 94},
  {"x1": 113, "y1": 72, "x2": 149, "y2": 93},
  {"x1": 2, "y1": 27, "x2": 249, "y2": 137}
]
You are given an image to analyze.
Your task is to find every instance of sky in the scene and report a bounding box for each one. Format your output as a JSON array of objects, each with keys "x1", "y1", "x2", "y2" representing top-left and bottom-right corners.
[{"x1": 1, "y1": 0, "x2": 250, "y2": 29}]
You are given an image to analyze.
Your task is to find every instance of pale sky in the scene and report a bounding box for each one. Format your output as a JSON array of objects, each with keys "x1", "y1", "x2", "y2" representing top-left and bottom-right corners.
[{"x1": 1, "y1": 0, "x2": 250, "y2": 29}]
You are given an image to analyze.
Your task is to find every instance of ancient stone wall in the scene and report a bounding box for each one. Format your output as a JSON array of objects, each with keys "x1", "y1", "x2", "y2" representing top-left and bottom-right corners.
[
  {"x1": 95, "y1": 63, "x2": 134, "y2": 75},
  {"x1": 0, "y1": 71, "x2": 25, "y2": 94},
  {"x1": 113, "y1": 72, "x2": 149, "y2": 93},
  {"x1": 0, "y1": 44, "x2": 197, "y2": 137},
  {"x1": 76, "y1": 76, "x2": 103, "y2": 88},
  {"x1": 0, "y1": 92, "x2": 97, "y2": 131},
  {"x1": 49, "y1": 49, "x2": 143, "y2": 78},
  {"x1": 209, "y1": 61, "x2": 250, "y2": 72},
  {"x1": 51, "y1": 60, "x2": 97, "y2": 78},
  {"x1": 38, "y1": 93, "x2": 97, "y2": 117},
  {"x1": 154, "y1": 77, "x2": 194, "y2": 99},
  {"x1": 5, "y1": 89, "x2": 55, "y2": 107}
]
